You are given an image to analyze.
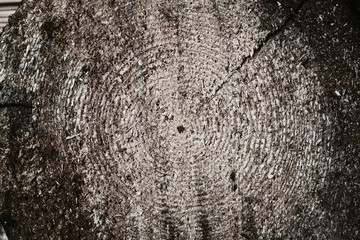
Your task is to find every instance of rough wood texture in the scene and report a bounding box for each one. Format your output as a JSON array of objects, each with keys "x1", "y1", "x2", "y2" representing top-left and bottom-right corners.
[{"x1": 0, "y1": 0, "x2": 359, "y2": 239}]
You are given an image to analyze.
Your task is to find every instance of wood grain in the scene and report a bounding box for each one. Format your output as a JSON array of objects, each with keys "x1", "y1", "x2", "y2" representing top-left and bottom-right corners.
[{"x1": 0, "y1": 0, "x2": 359, "y2": 239}]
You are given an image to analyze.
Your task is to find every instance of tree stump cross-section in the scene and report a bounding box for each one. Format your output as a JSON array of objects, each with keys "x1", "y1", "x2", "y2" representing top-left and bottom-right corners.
[{"x1": 0, "y1": 0, "x2": 359, "y2": 239}]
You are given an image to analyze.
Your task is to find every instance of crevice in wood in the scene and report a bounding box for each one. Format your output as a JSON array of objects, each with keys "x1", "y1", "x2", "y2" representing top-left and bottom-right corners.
[
  {"x1": 209, "y1": 0, "x2": 308, "y2": 101},
  {"x1": 241, "y1": 0, "x2": 308, "y2": 65}
]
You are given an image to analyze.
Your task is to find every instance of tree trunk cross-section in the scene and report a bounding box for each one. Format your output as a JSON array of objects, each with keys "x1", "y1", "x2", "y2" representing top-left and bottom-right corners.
[{"x1": 0, "y1": 0, "x2": 359, "y2": 239}]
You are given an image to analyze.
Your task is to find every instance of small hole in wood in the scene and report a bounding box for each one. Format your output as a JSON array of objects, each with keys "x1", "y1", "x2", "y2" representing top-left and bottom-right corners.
[{"x1": 177, "y1": 126, "x2": 185, "y2": 133}]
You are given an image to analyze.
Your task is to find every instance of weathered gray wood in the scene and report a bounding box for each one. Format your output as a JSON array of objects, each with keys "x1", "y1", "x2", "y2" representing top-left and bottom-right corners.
[{"x1": 0, "y1": 0, "x2": 359, "y2": 239}]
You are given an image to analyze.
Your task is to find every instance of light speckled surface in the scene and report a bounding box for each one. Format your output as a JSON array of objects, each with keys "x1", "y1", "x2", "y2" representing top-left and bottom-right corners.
[{"x1": 0, "y1": 0, "x2": 359, "y2": 239}]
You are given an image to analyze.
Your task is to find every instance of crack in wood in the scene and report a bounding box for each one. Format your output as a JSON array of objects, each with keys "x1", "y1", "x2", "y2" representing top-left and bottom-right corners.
[{"x1": 209, "y1": 0, "x2": 309, "y2": 101}]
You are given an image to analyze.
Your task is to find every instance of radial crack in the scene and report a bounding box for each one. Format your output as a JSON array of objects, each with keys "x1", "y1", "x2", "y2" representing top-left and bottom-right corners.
[
  {"x1": 209, "y1": 0, "x2": 308, "y2": 101},
  {"x1": 239, "y1": 0, "x2": 308, "y2": 67}
]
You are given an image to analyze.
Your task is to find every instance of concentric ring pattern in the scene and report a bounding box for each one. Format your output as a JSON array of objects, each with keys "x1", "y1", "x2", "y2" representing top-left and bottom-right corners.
[
  {"x1": 1, "y1": 0, "x2": 350, "y2": 239},
  {"x1": 50, "y1": 1, "x2": 331, "y2": 238}
]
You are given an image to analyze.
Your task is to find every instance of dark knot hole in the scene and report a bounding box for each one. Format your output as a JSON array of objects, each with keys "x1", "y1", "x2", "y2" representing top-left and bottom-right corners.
[{"x1": 177, "y1": 125, "x2": 185, "y2": 133}]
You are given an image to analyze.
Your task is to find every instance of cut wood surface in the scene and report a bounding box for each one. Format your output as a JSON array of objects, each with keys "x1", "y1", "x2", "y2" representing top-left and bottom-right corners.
[{"x1": 0, "y1": 0, "x2": 359, "y2": 239}]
